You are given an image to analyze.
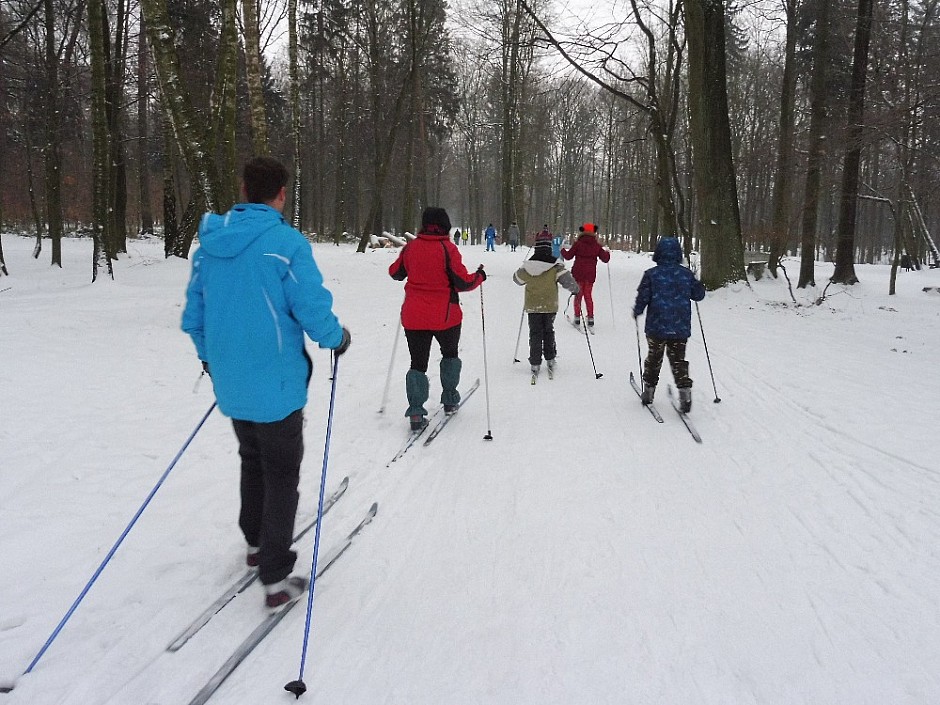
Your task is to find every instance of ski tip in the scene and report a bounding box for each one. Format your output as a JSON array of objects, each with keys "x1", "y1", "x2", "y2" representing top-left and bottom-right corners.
[
  {"x1": 0, "y1": 676, "x2": 18, "y2": 694},
  {"x1": 338, "y1": 476, "x2": 350, "y2": 489},
  {"x1": 367, "y1": 502, "x2": 378, "y2": 517}
]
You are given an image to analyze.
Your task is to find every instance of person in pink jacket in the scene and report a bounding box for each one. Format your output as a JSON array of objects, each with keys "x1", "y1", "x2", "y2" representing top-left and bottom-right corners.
[{"x1": 561, "y1": 222, "x2": 610, "y2": 327}]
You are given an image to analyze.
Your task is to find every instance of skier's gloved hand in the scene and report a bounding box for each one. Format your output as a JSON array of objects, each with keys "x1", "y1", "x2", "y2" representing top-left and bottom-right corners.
[
  {"x1": 333, "y1": 327, "x2": 352, "y2": 356},
  {"x1": 201, "y1": 360, "x2": 211, "y2": 377},
  {"x1": 476, "y1": 265, "x2": 487, "y2": 282}
]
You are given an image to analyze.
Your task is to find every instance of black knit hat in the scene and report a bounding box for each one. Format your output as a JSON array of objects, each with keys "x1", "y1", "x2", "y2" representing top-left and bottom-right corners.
[
  {"x1": 531, "y1": 239, "x2": 556, "y2": 263},
  {"x1": 421, "y1": 207, "x2": 451, "y2": 234}
]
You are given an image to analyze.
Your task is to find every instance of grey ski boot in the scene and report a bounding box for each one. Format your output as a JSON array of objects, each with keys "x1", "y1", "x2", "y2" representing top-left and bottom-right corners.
[{"x1": 678, "y1": 387, "x2": 692, "y2": 413}]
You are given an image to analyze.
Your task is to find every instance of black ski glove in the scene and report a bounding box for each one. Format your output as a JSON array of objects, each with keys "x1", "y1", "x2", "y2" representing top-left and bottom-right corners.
[
  {"x1": 333, "y1": 327, "x2": 352, "y2": 356},
  {"x1": 476, "y1": 265, "x2": 487, "y2": 282}
]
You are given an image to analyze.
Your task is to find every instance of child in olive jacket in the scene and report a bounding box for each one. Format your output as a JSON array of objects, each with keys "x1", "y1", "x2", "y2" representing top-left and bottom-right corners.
[{"x1": 513, "y1": 238, "x2": 579, "y2": 376}]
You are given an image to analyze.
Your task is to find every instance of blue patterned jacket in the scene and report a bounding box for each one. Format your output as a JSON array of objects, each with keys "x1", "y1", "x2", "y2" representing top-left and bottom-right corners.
[{"x1": 633, "y1": 237, "x2": 706, "y2": 340}]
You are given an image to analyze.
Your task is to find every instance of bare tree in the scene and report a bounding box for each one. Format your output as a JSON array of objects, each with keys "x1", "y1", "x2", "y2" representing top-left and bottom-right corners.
[{"x1": 831, "y1": 0, "x2": 875, "y2": 284}]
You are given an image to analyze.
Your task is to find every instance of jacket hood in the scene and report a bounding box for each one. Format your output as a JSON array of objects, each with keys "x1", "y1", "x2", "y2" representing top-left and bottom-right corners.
[
  {"x1": 520, "y1": 260, "x2": 557, "y2": 276},
  {"x1": 653, "y1": 237, "x2": 682, "y2": 264},
  {"x1": 198, "y1": 204, "x2": 284, "y2": 258}
]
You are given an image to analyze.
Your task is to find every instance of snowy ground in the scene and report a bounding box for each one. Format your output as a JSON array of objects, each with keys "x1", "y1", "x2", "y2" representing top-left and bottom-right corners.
[{"x1": 1, "y1": 233, "x2": 938, "y2": 705}]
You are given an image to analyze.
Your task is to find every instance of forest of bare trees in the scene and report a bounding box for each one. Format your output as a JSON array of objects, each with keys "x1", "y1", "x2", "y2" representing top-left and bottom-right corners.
[{"x1": 1, "y1": 0, "x2": 939, "y2": 289}]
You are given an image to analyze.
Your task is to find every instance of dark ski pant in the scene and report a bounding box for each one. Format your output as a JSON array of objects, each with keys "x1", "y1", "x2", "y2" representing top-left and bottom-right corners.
[
  {"x1": 643, "y1": 336, "x2": 691, "y2": 389},
  {"x1": 404, "y1": 325, "x2": 462, "y2": 416},
  {"x1": 528, "y1": 312, "x2": 557, "y2": 366},
  {"x1": 232, "y1": 409, "x2": 303, "y2": 586}
]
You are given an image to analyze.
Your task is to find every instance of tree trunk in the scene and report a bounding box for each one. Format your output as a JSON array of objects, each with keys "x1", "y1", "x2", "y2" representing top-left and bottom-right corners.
[
  {"x1": 288, "y1": 0, "x2": 302, "y2": 229},
  {"x1": 44, "y1": 0, "x2": 64, "y2": 267},
  {"x1": 212, "y1": 0, "x2": 238, "y2": 210},
  {"x1": 831, "y1": 0, "x2": 874, "y2": 285},
  {"x1": 137, "y1": 14, "x2": 154, "y2": 236},
  {"x1": 768, "y1": 0, "x2": 798, "y2": 276},
  {"x1": 797, "y1": 0, "x2": 833, "y2": 288},
  {"x1": 242, "y1": 0, "x2": 268, "y2": 155},
  {"x1": 141, "y1": 0, "x2": 221, "y2": 218},
  {"x1": 684, "y1": 0, "x2": 746, "y2": 288},
  {"x1": 89, "y1": 0, "x2": 114, "y2": 281}
]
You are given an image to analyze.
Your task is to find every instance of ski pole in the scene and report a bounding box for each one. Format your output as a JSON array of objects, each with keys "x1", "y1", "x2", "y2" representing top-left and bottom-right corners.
[
  {"x1": 607, "y1": 261, "x2": 616, "y2": 328},
  {"x1": 512, "y1": 304, "x2": 525, "y2": 364},
  {"x1": 581, "y1": 314, "x2": 603, "y2": 380},
  {"x1": 285, "y1": 354, "x2": 340, "y2": 699},
  {"x1": 480, "y1": 286, "x2": 494, "y2": 440},
  {"x1": 378, "y1": 316, "x2": 402, "y2": 412},
  {"x1": 22, "y1": 402, "x2": 217, "y2": 679},
  {"x1": 634, "y1": 317, "x2": 643, "y2": 376},
  {"x1": 695, "y1": 301, "x2": 721, "y2": 403}
]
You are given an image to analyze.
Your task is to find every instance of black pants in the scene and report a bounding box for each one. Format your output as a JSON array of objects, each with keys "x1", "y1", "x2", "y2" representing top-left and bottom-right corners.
[
  {"x1": 232, "y1": 409, "x2": 303, "y2": 585},
  {"x1": 405, "y1": 324, "x2": 461, "y2": 372},
  {"x1": 528, "y1": 312, "x2": 557, "y2": 366},
  {"x1": 643, "y1": 336, "x2": 691, "y2": 388}
]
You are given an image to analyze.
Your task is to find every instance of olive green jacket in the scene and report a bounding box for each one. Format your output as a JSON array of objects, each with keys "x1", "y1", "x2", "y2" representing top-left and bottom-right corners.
[{"x1": 513, "y1": 261, "x2": 580, "y2": 313}]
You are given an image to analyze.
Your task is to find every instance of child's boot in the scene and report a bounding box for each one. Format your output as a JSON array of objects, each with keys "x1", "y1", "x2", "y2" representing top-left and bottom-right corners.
[
  {"x1": 642, "y1": 382, "x2": 656, "y2": 405},
  {"x1": 678, "y1": 387, "x2": 692, "y2": 413}
]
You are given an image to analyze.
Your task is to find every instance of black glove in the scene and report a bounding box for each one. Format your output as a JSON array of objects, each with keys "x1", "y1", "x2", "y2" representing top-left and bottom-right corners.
[
  {"x1": 333, "y1": 326, "x2": 352, "y2": 356},
  {"x1": 201, "y1": 360, "x2": 211, "y2": 377},
  {"x1": 476, "y1": 265, "x2": 487, "y2": 282}
]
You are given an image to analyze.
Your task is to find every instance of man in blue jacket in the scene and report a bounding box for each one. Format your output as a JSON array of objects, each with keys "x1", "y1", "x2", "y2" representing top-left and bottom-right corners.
[
  {"x1": 182, "y1": 156, "x2": 350, "y2": 609},
  {"x1": 633, "y1": 236, "x2": 705, "y2": 412}
]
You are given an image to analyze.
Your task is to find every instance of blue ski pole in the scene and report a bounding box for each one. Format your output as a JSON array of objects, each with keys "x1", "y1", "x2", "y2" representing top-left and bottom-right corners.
[
  {"x1": 22, "y1": 402, "x2": 217, "y2": 679},
  {"x1": 285, "y1": 355, "x2": 340, "y2": 699}
]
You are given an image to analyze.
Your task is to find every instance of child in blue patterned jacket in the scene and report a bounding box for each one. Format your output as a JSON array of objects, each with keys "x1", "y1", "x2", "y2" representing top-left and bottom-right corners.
[{"x1": 632, "y1": 237, "x2": 706, "y2": 412}]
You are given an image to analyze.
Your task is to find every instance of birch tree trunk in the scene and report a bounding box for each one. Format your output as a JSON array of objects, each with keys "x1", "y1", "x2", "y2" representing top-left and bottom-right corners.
[
  {"x1": 44, "y1": 0, "x2": 64, "y2": 267},
  {"x1": 288, "y1": 0, "x2": 302, "y2": 228},
  {"x1": 141, "y1": 0, "x2": 221, "y2": 218}
]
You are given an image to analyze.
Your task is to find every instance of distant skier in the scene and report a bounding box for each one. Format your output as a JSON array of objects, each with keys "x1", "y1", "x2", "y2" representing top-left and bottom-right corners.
[
  {"x1": 561, "y1": 222, "x2": 610, "y2": 327},
  {"x1": 551, "y1": 232, "x2": 564, "y2": 259},
  {"x1": 507, "y1": 221, "x2": 520, "y2": 252},
  {"x1": 485, "y1": 223, "x2": 497, "y2": 252},
  {"x1": 632, "y1": 236, "x2": 706, "y2": 412},
  {"x1": 513, "y1": 237, "x2": 579, "y2": 381}
]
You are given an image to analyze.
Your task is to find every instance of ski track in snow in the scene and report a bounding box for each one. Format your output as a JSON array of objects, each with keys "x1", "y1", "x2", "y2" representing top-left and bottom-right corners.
[{"x1": 2, "y1": 236, "x2": 940, "y2": 704}]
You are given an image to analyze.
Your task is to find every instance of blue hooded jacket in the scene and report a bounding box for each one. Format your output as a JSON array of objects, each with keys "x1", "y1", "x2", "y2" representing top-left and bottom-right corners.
[
  {"x1": 633, "y1": 237, "x2": 706, "y2": 339},
  {"x1": 182, "y1": 203, "x2": 343, "y2": 422}
]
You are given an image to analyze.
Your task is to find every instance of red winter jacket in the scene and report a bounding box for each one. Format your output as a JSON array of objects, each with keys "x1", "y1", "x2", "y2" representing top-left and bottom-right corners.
[
  {"x1": 389, "y1": 228, "x2": 484, "y2": 330},
  {"x1": 561, "y1": 234, "x2": 610, "y2": 283}
]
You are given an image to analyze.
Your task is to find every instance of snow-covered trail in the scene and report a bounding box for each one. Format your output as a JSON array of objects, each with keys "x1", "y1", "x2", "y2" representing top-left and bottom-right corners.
[{"x1": 2, "y1": 236, "x2": 939, "y2": 704}]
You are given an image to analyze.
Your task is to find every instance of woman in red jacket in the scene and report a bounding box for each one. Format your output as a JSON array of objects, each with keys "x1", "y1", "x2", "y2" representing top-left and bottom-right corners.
[
  {"x1": 389, "y1": 207, "x2": 486, "y2": 430},
  {"x1": 561, "y1": 222, "x2": 610, "y2": 327}
]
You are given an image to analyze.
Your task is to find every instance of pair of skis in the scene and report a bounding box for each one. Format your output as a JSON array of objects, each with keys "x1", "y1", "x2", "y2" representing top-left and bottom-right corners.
[
  {"x1": 166, "y1": 476, "x2": 350, "y2": 652},
  {"x1": 629, "y1": 372, "x2": 702, "y2": 443},
  {"x1": 185, "y1": 501, "x2": 378, "y2": 705},
  {"x1": 387, "y1": 378, "x2": 480, "y2": 465},
  {"x1": 530, "y1": 364, "x2": 554, "y2": 385},
  {"x1": 566, "y1": 314, "x2": 595, "y2": 334},
  {"x1": 165, "y1": 476, "x2": 376, "y2": 704}
]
